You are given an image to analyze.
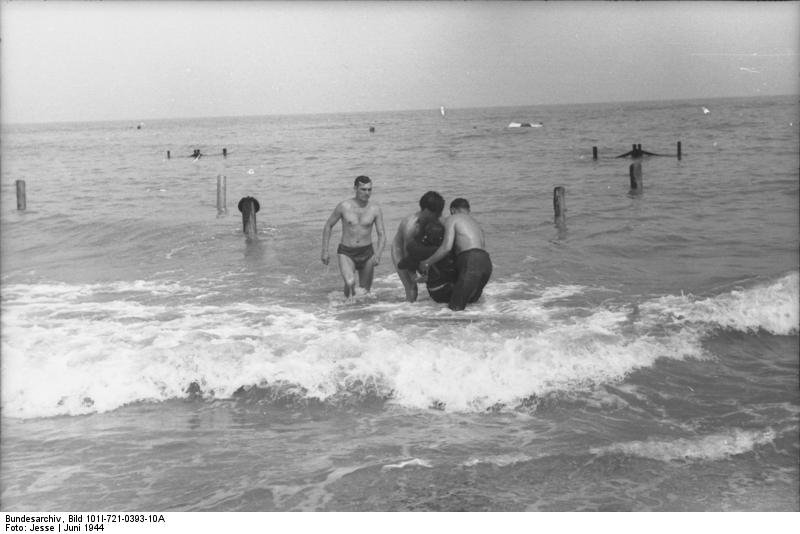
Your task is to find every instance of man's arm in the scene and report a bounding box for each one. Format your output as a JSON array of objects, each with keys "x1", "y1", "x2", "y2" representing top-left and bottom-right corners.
[
  {"x1": 391, "y1": 219, "x2": 407, "y2": 267},
  {"x1": 372, "y1": 205, "x2": 387, "y2": 265},
  {"x1": 398, "y1": 241, "x2": 439, "y2": 270},
  {"x1": 321, "y1": 205, "x2": 342, "y2": 265},
  {"x1": 419, "y1": 218, "x2": 456, "y2": 271}
]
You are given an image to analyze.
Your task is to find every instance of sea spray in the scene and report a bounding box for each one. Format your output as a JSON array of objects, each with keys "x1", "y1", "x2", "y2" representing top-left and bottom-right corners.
[{"x1": 6, "y1": 272, "x2": 794, "y2": 418}]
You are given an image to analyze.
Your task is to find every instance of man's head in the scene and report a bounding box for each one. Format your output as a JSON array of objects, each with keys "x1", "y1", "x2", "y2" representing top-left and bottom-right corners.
[
  {"x1": 450, "y1": 198, "x2": 470, "y2": 214},
  {"x1": 353, "y1": 175, "x2": 373, "y2": 203},
  {"x1": 419, "y1": 191, "x2": 444, "y2": 216},
  {"x1": 421, "y1": 221, "x2": 445, "y2": 247},
  {"x1": 354, "y1": 175, "x2": 372, "y2": 188}
]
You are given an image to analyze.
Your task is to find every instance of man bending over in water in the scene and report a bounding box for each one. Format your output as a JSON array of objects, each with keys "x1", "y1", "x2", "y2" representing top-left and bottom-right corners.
[
  {"x1": 419, "y1": 198, "x2": 492, "y2": 311},
  {"x1": 391, "y1": 191, "x2": 445, "y2": 302},
  {"x1": 321, "y1": 175, "x2": 386, "y2": 297},
  {"x1": 397, "y1": 219, "x2": 458, "y2": 304}
]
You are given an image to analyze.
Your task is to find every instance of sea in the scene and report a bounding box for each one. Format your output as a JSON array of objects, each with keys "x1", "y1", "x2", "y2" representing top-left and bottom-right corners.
[{"x1": 1, "y1": 95, "x2": 798, "y2": 513}]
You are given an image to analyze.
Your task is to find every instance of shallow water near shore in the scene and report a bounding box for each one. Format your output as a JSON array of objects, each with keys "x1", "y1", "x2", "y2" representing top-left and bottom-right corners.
[{"x1": 1, "y1": 95, "x2": 798, "y2": 511}]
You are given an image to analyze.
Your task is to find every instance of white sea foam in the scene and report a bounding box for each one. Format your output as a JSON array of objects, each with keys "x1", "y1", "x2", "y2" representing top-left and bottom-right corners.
[
  {"x1": 382, "y1": 458, "x2": 433, "y2": 470},
  {"x1": 639, "y1": 272, "x2": 798, "y2": 336},
  {"x1": 1, "y1": 273, "x2": 796, "y2": 418},
  {"x1": 461, "y1": 453, "x2": 533, "y2": 467},
  {"x1": 590, "y1": 428, "x2": 777, "y2": 462}
]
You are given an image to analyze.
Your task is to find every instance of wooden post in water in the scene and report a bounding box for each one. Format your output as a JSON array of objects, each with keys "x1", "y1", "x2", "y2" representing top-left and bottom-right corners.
[
  {"x1": 223, "y1": 148, "x2": 227, "y2": 158},
  {"x1": 216, "y1": 175, "x2": 227, "y2": 215},
  {"x1": 166, "y1": 150, "x2": 171, "y2": 159},
  {"x1": 553, "y1": 186, "x2": 566, "y2": 226},
  {"x1": 677, "y1": 141, "x2": 682, "y2": 160},
  {"x1": 592, "y1": 146, "x2": 598, "y2": 160},
  {"x1": 629, "y1": 162, "x2": 643, "y2": 192},
  {"x1": 238, "y1": 196, "x2": 260, "y2": 239},
  {"x1": 16, "y1": 180, "x2": 26, "y2": 210}
]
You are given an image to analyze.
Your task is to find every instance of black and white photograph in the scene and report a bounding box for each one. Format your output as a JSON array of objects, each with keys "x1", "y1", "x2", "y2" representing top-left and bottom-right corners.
[{"x1": 1, "y1": 0, "x2": 798, "y2": 517}]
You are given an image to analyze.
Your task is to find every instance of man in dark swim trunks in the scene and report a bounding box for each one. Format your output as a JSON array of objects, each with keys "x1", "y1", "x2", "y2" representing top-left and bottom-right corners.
[
  {"x1": 419, "y1": 198, "x2": 492, "y2": 311},
  {"x1": 321, "y1": 175, "x2": 386, "y2": 297},
  {"x1": 397, "y1": 220, "x2": 458, "y2": 303}
]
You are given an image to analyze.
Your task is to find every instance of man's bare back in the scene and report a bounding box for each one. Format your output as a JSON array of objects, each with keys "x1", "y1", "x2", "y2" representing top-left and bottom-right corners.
[
  {"x1": 419, "y1": 198, "x2": 492, "y2": 311},
  {"x1": 444, "y1": 212, "x2": 486, "y2": 255}
]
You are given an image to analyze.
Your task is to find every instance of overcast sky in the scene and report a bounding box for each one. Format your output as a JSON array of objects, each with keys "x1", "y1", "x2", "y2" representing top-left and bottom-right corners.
[{"x1": 1, "y1": 1, "x2": 798, "y2": 124}]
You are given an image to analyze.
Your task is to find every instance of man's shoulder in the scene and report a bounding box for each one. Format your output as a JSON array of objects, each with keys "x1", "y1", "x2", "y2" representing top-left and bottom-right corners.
[
  {"x1": 453, "y1": 212, "x2": 478, "y2": 224},
  {"x1": 337, "y1": 198, "x2": 354, "y2": 210},
  {"x1": 401, "y1": 211, "x2": 419, "y2": 224}
]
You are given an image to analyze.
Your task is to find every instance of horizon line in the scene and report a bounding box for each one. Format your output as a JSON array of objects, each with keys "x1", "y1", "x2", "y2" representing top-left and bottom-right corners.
[{"x1": 2, "y1": 93, "x2": 796, "y2": 128}]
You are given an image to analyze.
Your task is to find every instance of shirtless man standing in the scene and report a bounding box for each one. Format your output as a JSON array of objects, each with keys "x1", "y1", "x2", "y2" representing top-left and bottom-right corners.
[
  {"x1": 321, "y1": 175, "x2": 386, "y2": 298},
  {"x1": 391, "y1": 191, "x2": 445, "y2": 302},
  {"x1": 419, "y1": 198, "x2": 492, "y2": 311}
]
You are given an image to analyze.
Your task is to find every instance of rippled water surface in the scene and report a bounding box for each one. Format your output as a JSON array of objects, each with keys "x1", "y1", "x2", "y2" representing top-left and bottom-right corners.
[{"x1": 2, "y1": 95, "x2": 798, "y2": 511}]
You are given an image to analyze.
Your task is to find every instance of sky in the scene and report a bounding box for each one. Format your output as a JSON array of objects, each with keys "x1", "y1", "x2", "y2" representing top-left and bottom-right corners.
[{"x1": 1, "y1": 1, "x2": 798, "y2": 124}]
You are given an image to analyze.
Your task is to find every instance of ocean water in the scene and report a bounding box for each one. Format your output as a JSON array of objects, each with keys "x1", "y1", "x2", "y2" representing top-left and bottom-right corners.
[{"x1": 1, "y1": 95, "x2": 798, "y2": 511}]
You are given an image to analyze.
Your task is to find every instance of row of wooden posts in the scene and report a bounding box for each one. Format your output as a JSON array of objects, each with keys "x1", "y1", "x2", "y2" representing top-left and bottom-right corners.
[
  {"x1": 553, "y1": 158, "x2": 649, "y2": 227},
  {"x1": 15, "y1": 141, "x2": 682, "y2": 237},
  {"x1": 593, "y1": 142, "x2": 682, "y2": 160}
]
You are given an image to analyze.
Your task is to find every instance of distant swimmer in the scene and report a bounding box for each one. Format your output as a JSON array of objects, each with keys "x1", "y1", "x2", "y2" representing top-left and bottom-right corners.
[
  {"x1": 392, "y1": 191, "x2": 445, "y2": 302},
  {"x1": 397, "y1": 219, "x2": 457, "y2": 304},
  {"x1": 321, "y1": 175, "x2": 386, "y2": 298},
  {"x1": 420, "y1": 198, "x2": 492, "y2": 311}
]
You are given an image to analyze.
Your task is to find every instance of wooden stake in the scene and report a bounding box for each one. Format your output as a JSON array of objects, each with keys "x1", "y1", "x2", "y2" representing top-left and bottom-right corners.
[
  {"x1": 16, "y1": 180, "x2": 26, "y2": 210},
  {"x1": 592, "y1": 146, "x2": 598, "y2": 160},
  {"x1": 238, "y1": 196, "x2": 260, "y2": 239},
  {"x1": 677, "y1": 141, "x2": 682, "y2": 160},
  {"x1": 216, "y1": 175, "x2": 227, "y2": 215},
  {"x1": 553, "y1": 186, "x2": 566, "y2": 226},
  {"x1": 629, "y1": 162, "x2": 643, "y2": 191}
]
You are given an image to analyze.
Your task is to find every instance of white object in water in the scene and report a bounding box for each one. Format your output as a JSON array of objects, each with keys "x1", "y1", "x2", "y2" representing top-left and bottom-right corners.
[
  {"x1": 702, "y1": 106, "x2": 710, "y2": 114},
  {"x1": 508, "y1": 122, "x2": 543, "y2": 128}
]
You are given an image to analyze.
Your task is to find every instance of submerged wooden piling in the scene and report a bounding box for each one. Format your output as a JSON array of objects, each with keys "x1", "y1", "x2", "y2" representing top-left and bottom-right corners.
[
  {"x1": 216, "y1": 175, "x2": 227, "y2": 215},
  {"x1": 238, "y1": 196, "x2": 260, "y2": 239},
  {"x1": 592, "y1": 146, "x2": 598, "y2": 160},
  {"x1": 553, "y1": 186, "x2": 566, "y2": 225},
  {"x1": 677, "y1": 141, "x2": 682, "y2": 160},
  {"x1": 167, "y1": 150, "x2": 171, "y2": 159},
  {"x1": 223, "y1": 148, "x2": 227, "y2": 158},
  {"x1": 629, "y1": 162, "x2": 643, "y2": 191},
  {"x1": 16, "y1": 180, "x2": 26, "y2": 210}
]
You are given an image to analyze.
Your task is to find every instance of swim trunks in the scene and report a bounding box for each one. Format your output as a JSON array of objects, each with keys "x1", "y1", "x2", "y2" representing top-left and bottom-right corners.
[
  {"x1": 425, "y1": 262, "x2": 456, "y2": 303},
  {"x1": 337, "y1": 243, "x2": 374, "y2": 270},
  {"x1": 450, "y1": 249, "x2": 492, "y2": 311}
]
